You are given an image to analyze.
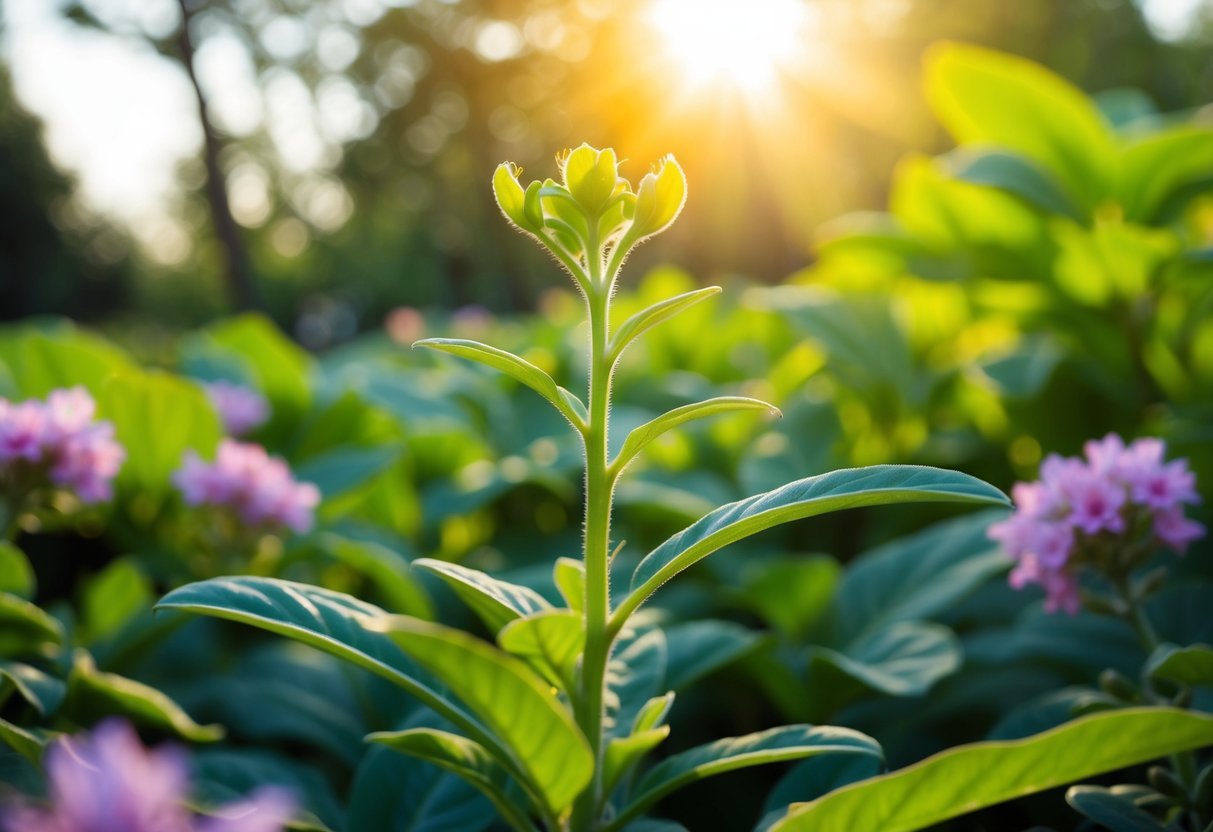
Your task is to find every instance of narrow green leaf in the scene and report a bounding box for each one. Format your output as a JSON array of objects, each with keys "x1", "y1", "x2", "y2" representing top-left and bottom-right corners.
[
  {"x1": 620, "y1": 466, "x2": 1009, "y2": 626},
  {"x1": 608, "y1": 287, "x2": 721, "y2": 365},
  {"x1": 612, "y1": 397, "x2": 779, "y2": 473},
  {"x1": 415, "y1": 338, "x2": 586, "y2": 429},
  {"x1": 0, "y1": 591, "x2": 63, "y2": 656},
  {"x1": 1066, "y1": 785, "x2": 1169, "y2": 832},
  {"x1": 0, "y1": 661, "x2": 66, "y2": 716},
  {"x1": 603, "y1": 726, "x2": 670, "y2": 798},
  {"x1": 1146, "y1": 643, "x2": 1213, "y2": 688},
  {"x1": 0, "y1": 543, "x2": 34, "y2": 599},
  {"x1": 0, "y1": 717, "x2": 53, "y2": 766},
  {"x1": 553, "y1": 558, "x2": 585, "y2": 613},
  {"x1": 156, "y1": 578, "x2": 489, "y2": 752},
  {"x1": 413, "y1": 559, "x2": 551, "y2": 633},
  {"x1": 371, "y1": 616, "x2": 593, "y2": 815},
  {"x1": 771, "y1": 708, "x2": 1213, "y2": 831},
  {"x1": 631, "y1": 693, "x2": 675, "y2": 735},
  {"x1": 67, "y1": 651, "x2": 223, "y2": 742},
  {"x1": 498, "y1": 610, "x2": 585, "y2": 690},
  {"x1": 369, "y1": 728, "x2": 538, "y2": 832},
  {"x1": 611, "y1": 725, "x2": 882, "y2": 830}
]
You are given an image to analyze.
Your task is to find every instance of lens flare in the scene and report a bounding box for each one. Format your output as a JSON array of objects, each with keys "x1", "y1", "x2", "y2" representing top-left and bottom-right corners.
[{"x1": 647, "y1": 0, "x2": 812, "y2": 93}]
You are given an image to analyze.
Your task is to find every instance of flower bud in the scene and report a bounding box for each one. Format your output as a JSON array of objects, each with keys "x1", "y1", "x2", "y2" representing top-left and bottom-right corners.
[
  {"x1": 493, "y1": 163, "x2": 542, "y2": 233},
  {"x1": 632, "y1": 155, "x2": 687, "y2": 240},
  {"x1": 561, "y1": 144, "x2": 619, "y2": 218}
]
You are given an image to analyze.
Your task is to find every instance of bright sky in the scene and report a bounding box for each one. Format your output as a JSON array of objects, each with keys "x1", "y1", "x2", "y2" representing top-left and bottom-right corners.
[{"x1": 1, "y1": 0, "x2": 1208, "y2": 243}]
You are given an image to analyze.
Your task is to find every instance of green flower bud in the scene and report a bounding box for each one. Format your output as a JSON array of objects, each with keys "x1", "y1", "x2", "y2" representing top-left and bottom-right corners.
[
  {"x1": 493, "y1": 163, "x2": 542, "y2": 233},
  {"x1": 632, "y1": 155, "x2": 687, "y2": 241},
  {"x1": 561, "y1": 144, "x2": 619, "y2": 218}
]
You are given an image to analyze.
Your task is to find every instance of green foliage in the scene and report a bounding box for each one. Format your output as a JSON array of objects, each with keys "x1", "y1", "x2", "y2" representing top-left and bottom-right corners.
[{"x1": 772, "y1": 708, "x2": 1213, "y2": 831}]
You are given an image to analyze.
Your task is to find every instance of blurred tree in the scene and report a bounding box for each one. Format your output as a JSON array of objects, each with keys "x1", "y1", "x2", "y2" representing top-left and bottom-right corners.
[{"x1": 0, "y1": 65, "x2": 134, "y2": 323}]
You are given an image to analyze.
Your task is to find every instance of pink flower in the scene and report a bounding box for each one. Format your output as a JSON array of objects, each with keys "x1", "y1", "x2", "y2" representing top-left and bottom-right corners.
[
  {"x1": 0, "y1": 388, "x2": 124, "y2": 505},
  {"x1": 0, "y1": 401, "x2": 46, "y2": 463},
  {"x1": 172, "y1": 440, "x2": 319, "y2": 534},
  {"x1": 203, "y1": 382, "x2": 269, "y2": 438},
  {"x1": 989, "y1": 433, "x2": 1205, "y2": 615},
  {"x1": 1, "y1": 720, "x2": 293, "y2": 832}
]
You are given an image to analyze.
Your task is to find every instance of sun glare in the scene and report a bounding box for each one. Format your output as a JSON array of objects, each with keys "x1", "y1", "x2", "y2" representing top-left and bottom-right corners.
[{"x1": 647, "y1": 0, "x2": 811, "y2": 93}]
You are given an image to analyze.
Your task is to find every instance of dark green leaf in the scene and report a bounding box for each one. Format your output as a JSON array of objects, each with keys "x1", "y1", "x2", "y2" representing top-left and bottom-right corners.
[
  {"x1": 1146, "y1": 643, "x2": 1213, "y2": 688},
  {"x1": 413, "y1": 559, "x2": 551, "y2": 633},
  {"x1": 1066, "y1": 785, "x2": 1169, "y2": 831}
]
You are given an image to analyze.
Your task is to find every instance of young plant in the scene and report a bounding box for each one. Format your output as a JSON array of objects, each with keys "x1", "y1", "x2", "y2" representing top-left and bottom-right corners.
[{"x1": 158, "y1": 145, "x2": 1014, "y2": 831}]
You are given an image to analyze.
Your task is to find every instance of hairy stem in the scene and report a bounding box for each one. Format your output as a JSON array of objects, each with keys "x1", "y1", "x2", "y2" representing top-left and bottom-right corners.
[{"x1": 572, "y1": 232, "x2": 614, "y2": 832}]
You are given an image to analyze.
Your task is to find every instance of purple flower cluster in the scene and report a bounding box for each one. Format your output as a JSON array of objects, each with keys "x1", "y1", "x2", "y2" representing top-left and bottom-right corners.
[
  {"x1": 1, "y1": 720, "x2": 293, "y2": 832},
  {"x1": 0, "y1": 388, "x2": 125, "y2": 504},
  {"x1": 173, "y1": 440, "x2": 319, "y2": 533},
  {"x1": 989, "y1": 434, "x2": 1205, "y2": 614},
  {"x1": 202, "y1": 381, "x2": 269, "y2": 438}
]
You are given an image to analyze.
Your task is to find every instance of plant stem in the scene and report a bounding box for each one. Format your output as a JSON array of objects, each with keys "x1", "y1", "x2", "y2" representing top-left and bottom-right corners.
[{"x1": 572, "y1": 235, "x2": 614, "y2": 832}]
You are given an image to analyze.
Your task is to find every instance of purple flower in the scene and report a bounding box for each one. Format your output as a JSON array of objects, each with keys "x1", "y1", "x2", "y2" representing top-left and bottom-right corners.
[
  {"x1": 0, "y1": 388, "x2": 124, "y2": 506},
  {"x1": 202, "y1": 382, "x2": 270, "y2": 438},
  {"x1": 173, "y1": 440, "x2": 319, "y2": 534},
  {"x1": 0, "y1": 721, "x2": 293, "y2": 832},
  {"x1": 989, "y1": 433, "x2": 1205, "y2": 614}
]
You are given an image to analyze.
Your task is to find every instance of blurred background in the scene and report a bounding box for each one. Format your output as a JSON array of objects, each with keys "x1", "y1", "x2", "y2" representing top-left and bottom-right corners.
[{"x1": 3, "y1": 0, "x2": 1212, "y2": 345}]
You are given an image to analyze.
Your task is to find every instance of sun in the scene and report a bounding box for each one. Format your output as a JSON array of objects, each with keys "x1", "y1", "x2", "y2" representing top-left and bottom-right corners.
[{"x1": 647, "y1": 0, "x2": 812, "y2": 93}]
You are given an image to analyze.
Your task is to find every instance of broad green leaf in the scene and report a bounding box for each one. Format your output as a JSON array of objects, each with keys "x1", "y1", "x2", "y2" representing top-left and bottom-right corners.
[
  {"x1": 0, "y1": 543, "x2": 34, "y2": 599},
  {"x1": 413, "y1": 559, "x2": 551, "y2": 633},
  {"x1": 608, "y1": 287, "x2": 721, "y2": 365},
  {"x1": 819, "y1": 510, "x2": 1010, "y2": 645},
  {"x1": 99, "y1": 371, "x2": 221, "y2": 494},
  {"x1": 621, "y1": 466, "x2": 1008, "y2": 625},
  {"x1": 743, "y1": 556, "x2": 839, "y2": 640},
  {"x1": 348, "y1": 741, "x2": 496, "y2": 832},
  {"x1": 603, "y1": 726, "x2": 670, "y2": 798},
  {"x1": 663, "y1": 621, "x2": 762, "y2": 690},
  {"x1": 0, "y1": 591, "x2": 63, "y2": 655},
  {"x1": 553, "y1": 557, "x2": 585, "y2": 613},
  {"x1": 924, "y1": 42, "x2": 1116, "y2": 210},
  {"x1": 369, "y1": 728, "x2": 537, "y2": 832},
  {"x1": 372, "y1": 616, "x2": 593, "y2": 814},
  {"x1": 770, "y1": 707, "x2": 1213, "y2": 831},
  {"x1": 16, "y1": 330, "x2": 134, "y2": 398},
  {"x1": 1146, "y1": 643, "x2": 1213, "y2": 688},
  {"x1": 945, "y1": 148, "x2": 1083, "y2": 218},
  {"x1": 611, "y1": 725, "x2": 882, "y2": 830},
  {"x1": 318, "y1": 534, "x2": 433, "y2": 618},
  {"x1": 156, "y1": 577, "x2": 489, "y2": 750},
  {"x1": 0, "y1": 660, "x2": 66, "y2": 716},
  {"x1": 67, "y1": 651, "x2": 222, "y2": 741},
  {"x1": 81, "y1": 557, "x2": 152, "y2": 643},
  {"x1": 498, "y1": 610, "x2": 585, "y2": 690},
  {"x1": 192, "y1": 748, "x2": 345, "y2": 831},
  {"x1": 1119, "y1": 125, "x2": 1213, "y2": 222},
  {"x1": 1066, "y1": 785, "x2": 1170, "y2": 832},
  {"x1": 612, "y1": 397, "x2": 779, "y2": 473},
  {"x1": 293, "y1": 445, "x2": 402, "y2": 500},
  {"x1": 808, "y1": 622, "x2": 961, "y2": 708},
  {"x1": 198, "y1": 314, "x2": 312, "y2": 430},
  {"x1": 415, "y1": 338, "x2": 586, "y2": 429}
]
